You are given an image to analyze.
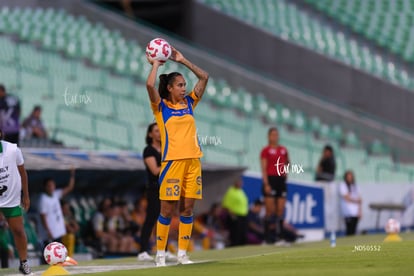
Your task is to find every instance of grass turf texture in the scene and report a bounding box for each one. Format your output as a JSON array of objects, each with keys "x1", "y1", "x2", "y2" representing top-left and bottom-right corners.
[{"x1": 3, "y1": 233, "x2": 414, "y2": 275}]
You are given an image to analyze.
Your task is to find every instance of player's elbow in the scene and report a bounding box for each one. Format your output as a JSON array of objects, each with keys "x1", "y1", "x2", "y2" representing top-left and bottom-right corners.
[
  {"x1": 146, "y1": 83, "x2": 154, "y2": 91},
  {"x1": 202, "y1": 72, "x2": 209, "y2": 82}
]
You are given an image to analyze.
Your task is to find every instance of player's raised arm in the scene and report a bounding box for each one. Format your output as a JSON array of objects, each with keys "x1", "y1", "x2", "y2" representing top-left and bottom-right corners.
[
  {"x1": 170, "y1": 47, "x2": 209, "y2": 99},
  {"x1": 146, "y1": 59, "x2": 163, "y2": 103}
]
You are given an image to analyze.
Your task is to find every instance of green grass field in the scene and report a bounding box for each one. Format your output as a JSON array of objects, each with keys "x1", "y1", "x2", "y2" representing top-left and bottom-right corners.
[{"x1": 3, "y1": 233, "x2": 414, "y2": 276}]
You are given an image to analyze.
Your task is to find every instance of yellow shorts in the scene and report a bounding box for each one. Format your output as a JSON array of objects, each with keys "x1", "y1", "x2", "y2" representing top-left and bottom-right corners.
[{"x1": 159, "y1": 158, "x2": 202, "y2": 200}]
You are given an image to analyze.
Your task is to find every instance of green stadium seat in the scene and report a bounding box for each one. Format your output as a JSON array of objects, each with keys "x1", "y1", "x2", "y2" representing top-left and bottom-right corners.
[
  {"x1": 369, "y1": 139, "x2": 390, "y2": 155},
  {"x1": 317, "y1": 123, "x2": 331, "y2": 140},
  {"x1": 292, "y1": 110, "x2": 307, "y2": 131},
  {"x1": 253, "y1": 94, "x2": 269, "y2": 118},
  {"x1": 309, "y1": 116, "x2": 322, "y2": 133},
  {"x1": 344, "y1": 131, "x2": 361, "y2": 148},
  {"x1": 330, "y1": 124, "x2": 344, "y2": 142}
]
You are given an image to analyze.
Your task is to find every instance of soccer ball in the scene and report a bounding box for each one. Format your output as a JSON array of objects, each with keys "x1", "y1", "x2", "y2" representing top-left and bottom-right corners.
[
  {"x1": 43, "y1": 242, "x2": 68, "y2": 265},
  {"x1": 385, "y1": 218, "x2": 401, "y2": 234},
  {"x1": 145, "y1": 38, "x2": 172, "y2": 62}
]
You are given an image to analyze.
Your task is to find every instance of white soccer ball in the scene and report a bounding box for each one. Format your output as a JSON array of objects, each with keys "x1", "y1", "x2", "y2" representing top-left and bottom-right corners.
[
  {"x1": 385, "y1": 218, "x2": 401, "y2": 234},
  {"x1": 43, "y1": 242, "x2": 68, "y2": 265},
  {"x1": 146, "y1": 38, "x2": 172, "y2": 62}
]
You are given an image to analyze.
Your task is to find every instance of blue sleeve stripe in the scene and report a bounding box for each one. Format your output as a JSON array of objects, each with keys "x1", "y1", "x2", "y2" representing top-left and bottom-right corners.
[{"x1": 180, "y1": 215, "x2": 194, "y2": 224}]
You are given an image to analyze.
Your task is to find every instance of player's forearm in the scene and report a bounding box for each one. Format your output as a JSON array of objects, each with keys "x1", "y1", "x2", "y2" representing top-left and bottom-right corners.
[
  {"x1": 181, "y1": 58, "x2": 209, "y2": 97},
  {"x1": 146, "y1": 64, "x2": 161, "y2": 103},
  {"x1": 18, "y1": 165, "x2": 29, "y2": 199},
  {"x1": 21, "y1": 170, "x2": 29, "y2": 197},
  {"x1": 261, "y1": 168, "x2": 269, "y2": 186}
]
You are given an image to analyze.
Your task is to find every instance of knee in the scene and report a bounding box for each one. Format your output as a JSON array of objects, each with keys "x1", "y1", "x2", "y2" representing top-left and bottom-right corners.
[{"x1": 160, "y1": 205, "x2": 174, "y2": 218}]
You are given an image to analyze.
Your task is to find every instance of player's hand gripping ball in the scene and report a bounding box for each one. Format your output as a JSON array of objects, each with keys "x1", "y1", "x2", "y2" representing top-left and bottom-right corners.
[
  {"x1": 146, "y1": 38, "x2": 172, "y2": 63},
  {"x1": 43, "y1": 242, "x2": 68, "y2": 265}
]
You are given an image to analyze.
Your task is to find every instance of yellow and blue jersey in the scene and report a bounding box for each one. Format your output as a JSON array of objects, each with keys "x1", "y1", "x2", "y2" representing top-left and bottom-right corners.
[{"x1": 150, "y1": 91, "x2": 202, "y2": 161}]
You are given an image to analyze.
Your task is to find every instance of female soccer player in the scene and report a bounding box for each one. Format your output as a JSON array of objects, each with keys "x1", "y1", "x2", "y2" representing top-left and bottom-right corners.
[
  {"x1": 146, "y1": 46, "x2": 208, "y2": 266},
  {"x1": 260, "y1": 127, "x2": 289, "y2": 245}
]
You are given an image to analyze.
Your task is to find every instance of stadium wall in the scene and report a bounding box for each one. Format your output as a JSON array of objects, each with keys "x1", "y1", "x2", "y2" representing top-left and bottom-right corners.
[
  {"x1": 185, "y1": 1, "x2": 414, "y2": 133},
  {"x1": 244, "y1": 173, "x2": 414, "y2": 235}
]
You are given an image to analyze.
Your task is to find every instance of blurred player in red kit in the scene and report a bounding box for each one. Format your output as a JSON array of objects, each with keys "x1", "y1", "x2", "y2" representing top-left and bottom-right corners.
[{"x1": 260, "y1": 127, "x2": 289, "y2": 244}]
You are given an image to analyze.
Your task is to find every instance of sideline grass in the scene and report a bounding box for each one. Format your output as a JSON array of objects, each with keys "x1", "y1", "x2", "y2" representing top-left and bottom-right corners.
[{"x1": 3, "y1": 233, "x2": 414, "y2": 275}]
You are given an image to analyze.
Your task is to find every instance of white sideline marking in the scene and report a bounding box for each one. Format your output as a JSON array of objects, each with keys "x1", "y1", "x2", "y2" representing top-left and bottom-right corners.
[{"x1": 3, "y1": 260, "x2": 211, "y2": 275}]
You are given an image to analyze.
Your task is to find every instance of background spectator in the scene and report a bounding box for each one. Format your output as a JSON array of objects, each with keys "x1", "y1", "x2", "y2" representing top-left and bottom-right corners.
[
  {"x1": 21, "y1": 105, "x2": 47, "y2": 140},
  {"x1": 112, "y1": 200, "x2": 137, "y2": 253},
  {"x1": 195, "y1": 203, "x2": 229, "y2": 249},
  {"x1": 39, "y1": 168, "x2": 75, "y2": 251},
  {"x1": 61, "y1": 199, "x2": 80, "y2": 257},
  {"x1": 339, "y1": 170, "x2": 362, "y2": 236},
  {"x1": 247, "y1": 199, "x2": 264, "y2": 245},
  {"x1": 315, "y1": 145, "x2": 336, "y2": 182},
  {"x1": 222, "y1": 178, "x2": 249, "y2": 246},
  {"x1": 130, "y1": 197, "x2": 147, "y2": 249},
  {"x1": 0, "y1": 84, "x2": 20, "y2": 144},
  {"x1": 91, "y1": 198, "x2": 118, "y2": 254}
]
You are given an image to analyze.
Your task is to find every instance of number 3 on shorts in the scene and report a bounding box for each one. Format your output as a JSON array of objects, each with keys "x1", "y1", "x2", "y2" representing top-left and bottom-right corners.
[{"x1": 173, "y1": 185, "x2": 180, "y2": 196}]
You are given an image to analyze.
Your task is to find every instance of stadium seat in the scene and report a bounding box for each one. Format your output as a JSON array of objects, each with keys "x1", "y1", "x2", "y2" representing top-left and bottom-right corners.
[
  {"x1": 368, "y1": 139, "x2": 391, "y2": 155},
  {"x1": 343, "y1": 131, "x2": 361, "y2": 148}
]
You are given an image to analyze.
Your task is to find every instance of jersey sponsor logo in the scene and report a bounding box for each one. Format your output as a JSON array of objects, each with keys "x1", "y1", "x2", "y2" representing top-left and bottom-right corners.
[
  {"x1": 196, "y1": 176, "x2": 202, "y2": 185},
  {"x1": 180, "y1": 235, "x2": 191, "y2": 240},
  {"x1": 170, "y1": 108, "x2": 191, "y2": 116},
  {"x1": 166, "y1": 178, "x2": 180, "y2": 183},
  {"x1": 269, "y1": 148, "x2": 277, "y2": 155}
]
